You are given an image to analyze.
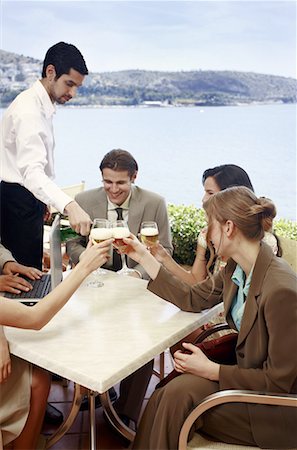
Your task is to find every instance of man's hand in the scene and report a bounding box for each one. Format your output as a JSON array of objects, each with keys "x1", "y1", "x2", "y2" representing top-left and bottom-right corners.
[
  {"x1": 64, "y1": 201, "x2": 92, "y2": 236},
  {"x1": 3, "y1": 261, "x2": 43, "y2": 280},
  {"x1": 44, "y1": 205, "x2": 52, "y2": 222},
  {"x1": 0, "y1": 274, "x2": 33, "y2": 294}
]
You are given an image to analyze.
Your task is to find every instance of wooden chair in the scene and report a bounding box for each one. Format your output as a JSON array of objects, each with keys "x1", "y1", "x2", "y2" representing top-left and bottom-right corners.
[{"x1": 279, "y1": 236, "x2": 297, "y2": 272}]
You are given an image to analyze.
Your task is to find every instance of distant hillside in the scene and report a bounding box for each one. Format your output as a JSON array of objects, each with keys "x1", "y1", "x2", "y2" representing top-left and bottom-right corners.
[{"x1": 1, "y1": 49, "x2": 296, "y2": 107}]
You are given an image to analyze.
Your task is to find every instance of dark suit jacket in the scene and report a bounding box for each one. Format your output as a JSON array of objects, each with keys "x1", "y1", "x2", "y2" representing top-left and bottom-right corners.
[
  {"x1": 66, "y1": 185, "x2": 173, "y2": 279},
  {"x1": 148, "y1": 243, "x2": 297, "y2": 448}
]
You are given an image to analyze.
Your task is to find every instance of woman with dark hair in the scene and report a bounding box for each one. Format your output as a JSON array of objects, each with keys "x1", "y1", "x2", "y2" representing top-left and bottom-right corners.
[
  {"x1": 124, "y1": 187, "x2": 297, "y2": 450},
  {"x1": 0, "y1": 240, "x2": 111, "y2": 449},
  {"x1": 151, "y1": 163, "x2": 278, "y2": 284},
  {"x1": 202, "y1": 163, "x2": 254, "y2": 193}
]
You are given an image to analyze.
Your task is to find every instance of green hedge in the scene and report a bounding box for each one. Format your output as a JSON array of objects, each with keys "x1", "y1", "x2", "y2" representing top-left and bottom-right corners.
[{"x1": 168, "y1": 204, "x2": 297, "y2": 266}]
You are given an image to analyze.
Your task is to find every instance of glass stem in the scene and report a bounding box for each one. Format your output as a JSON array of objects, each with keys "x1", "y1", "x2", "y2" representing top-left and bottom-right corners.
[{"x1": 121, "y1": 253, "x2": 127, "y2": 269}]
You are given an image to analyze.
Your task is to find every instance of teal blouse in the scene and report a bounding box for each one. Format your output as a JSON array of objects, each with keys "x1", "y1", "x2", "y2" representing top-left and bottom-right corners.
[{"x1": 230, "y1": 264, "x2": 254, "y2": 331}]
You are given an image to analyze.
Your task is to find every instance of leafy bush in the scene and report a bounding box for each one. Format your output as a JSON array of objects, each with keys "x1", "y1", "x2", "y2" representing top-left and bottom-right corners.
[
  {"x1": 168, "y1": 204, "x2": 207, "y2": 265},
  {"x1": 274, "y1": 219, "x2": 297, "y2": 241},
  {"x1": 168, "y1": 204, "x2": 297, "y2": 266}
]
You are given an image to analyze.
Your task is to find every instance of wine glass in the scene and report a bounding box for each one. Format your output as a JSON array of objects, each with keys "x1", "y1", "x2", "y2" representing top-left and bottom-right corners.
[
  {"x1": 87, "y1": 219, "x2": 112, "y2": 287},
  {"x1": 140, "y1": 221, "x2": 159, "y2": 248},
  {"x1": 112, "y1": 220, "x2": 135, "y2": 275}
]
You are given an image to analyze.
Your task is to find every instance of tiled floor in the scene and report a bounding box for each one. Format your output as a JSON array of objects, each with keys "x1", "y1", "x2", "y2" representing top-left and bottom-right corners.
[{"x1": 42, "y1": 352, "x2": 174, "y2": 450}]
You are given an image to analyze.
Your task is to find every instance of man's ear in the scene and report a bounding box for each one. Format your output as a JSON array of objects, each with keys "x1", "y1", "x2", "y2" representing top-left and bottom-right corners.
[
  {"x1": 45, "y1": 64, "x2": 56, "y2": 81},
  {"x1": 131, "y1": 171, "x2": 138, "y2": 184}
]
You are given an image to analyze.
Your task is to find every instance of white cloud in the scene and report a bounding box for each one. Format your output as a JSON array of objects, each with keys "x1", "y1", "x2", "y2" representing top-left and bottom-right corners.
[{"x1": 1, "y1": 1, "x2": 296, "y2": 77}]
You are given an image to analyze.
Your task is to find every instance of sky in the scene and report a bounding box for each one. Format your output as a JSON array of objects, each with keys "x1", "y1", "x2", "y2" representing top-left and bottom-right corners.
[{"x1": 0, "y1": 0, "x2": 296, "y2": 78}]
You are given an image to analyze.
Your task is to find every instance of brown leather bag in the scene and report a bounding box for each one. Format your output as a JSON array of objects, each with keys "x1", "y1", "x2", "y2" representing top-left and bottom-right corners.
[{"x1": 156, "y1": 333, "x2": 238, "y2": 389}]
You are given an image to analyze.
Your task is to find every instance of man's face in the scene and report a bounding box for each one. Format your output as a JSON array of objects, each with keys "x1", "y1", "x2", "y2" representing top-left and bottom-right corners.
[
  {"x1": 48, "y1": 68, "x2": 85, "y2": 104},
  {"x1": 101, "y1": 168, "x2": 136, "y2": 206}
]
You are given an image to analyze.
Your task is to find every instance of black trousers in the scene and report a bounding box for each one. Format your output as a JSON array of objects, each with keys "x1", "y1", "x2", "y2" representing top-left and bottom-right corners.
[{"x1": 0, "y1": 182, "x2": 46, "y2": 270}]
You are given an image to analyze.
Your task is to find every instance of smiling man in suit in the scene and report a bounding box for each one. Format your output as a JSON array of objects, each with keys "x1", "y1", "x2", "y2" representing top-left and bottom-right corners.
[
  {"x1": 66, "y1": 148, "x2": 173, "y2": 431},
  {"x1": 67, "y1": 148, "x2": 173, "y2": 277}
]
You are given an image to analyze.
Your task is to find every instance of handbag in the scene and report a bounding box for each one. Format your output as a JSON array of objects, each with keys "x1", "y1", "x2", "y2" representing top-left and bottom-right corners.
[{"x1": 156, "y1": 332, "x2": 238, "y2": 389}]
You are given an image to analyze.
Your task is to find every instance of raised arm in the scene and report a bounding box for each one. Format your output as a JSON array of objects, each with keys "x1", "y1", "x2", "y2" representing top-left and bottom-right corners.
[
  {"x1": 150, "y1": 229, "x2": 208, "y2": 285},
  {"x1": 0, "y1": 240, "x2": 112, "y2": 330}
]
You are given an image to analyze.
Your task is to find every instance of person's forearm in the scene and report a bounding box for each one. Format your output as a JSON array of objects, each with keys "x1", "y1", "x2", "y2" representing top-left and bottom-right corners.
[
  {"x1": 162, "y1": 254, "x2": 198, "y2": 285},
  {"x1": 139, "y1": 252, "x2": 161, "y2": 280},
  {"x1": 0, "y1": 326, "x2": 6, "y2": 342},
  {"x1": 14, "y1": 264, "x2": 90, "y2": 330}
]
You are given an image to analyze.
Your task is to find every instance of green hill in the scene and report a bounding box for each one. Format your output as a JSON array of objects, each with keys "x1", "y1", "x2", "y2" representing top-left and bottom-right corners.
[{"x1": 1, "y1": 49, "x2": 296, "y2": 107}]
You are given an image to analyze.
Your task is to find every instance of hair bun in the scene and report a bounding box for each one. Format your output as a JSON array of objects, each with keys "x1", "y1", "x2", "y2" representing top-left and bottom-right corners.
[{"x1": 250, "y1": 197, "x2": 276, "y2": 232}]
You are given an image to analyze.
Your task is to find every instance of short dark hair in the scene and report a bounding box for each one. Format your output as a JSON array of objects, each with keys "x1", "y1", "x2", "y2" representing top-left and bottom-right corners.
[
  {"x1": 42, "y1": 42, "x2": 88, "y2": 79},
  {"x1": 202, "y1": 164, "x2": 254, "y2": 192},
  {"x1": 100, "y1": 149, "x2": 138, "y2": 177}
]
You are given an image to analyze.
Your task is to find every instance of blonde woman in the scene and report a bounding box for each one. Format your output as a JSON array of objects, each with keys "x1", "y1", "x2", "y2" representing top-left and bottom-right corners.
[{"x1": 124, "y1": 187, "x2": 296, "y2": 450}]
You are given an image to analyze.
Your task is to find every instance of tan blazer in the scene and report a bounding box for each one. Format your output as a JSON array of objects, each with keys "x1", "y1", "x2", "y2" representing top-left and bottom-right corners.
[
  {"x1": 148, "y1": 243, "x2": 297, "y2": 448},
  {"x1": 0, "y1": 244, "x2": 15, "y2": 273},
  {"x1": 66, "y1": 185, "x2": 173, "y2": 279}
]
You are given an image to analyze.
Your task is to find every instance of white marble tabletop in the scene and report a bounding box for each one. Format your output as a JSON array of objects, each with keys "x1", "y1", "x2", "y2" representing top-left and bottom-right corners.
[{"x1": 5, "y1": 271, "x2": 223, "y2": 393}]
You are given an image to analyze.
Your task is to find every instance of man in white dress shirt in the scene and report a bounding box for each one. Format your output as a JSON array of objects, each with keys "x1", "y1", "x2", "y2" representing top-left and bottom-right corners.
[{"x1": 0, "y1": 42, "x2": 92, "y2": 270}]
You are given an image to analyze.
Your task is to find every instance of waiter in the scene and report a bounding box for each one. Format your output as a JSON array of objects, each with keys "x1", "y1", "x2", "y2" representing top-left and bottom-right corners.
[{"x1": 0, "y1": 42, "x2": 91, "y2": 269}]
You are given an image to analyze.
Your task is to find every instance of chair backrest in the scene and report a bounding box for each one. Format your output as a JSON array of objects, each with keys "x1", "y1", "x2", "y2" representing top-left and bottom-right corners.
[
  {"x1": 61, "y1": 181, "x2": 85, "y2": 199},
  {"x1": 51, "y1": 181, "x2": 86, "y2": 214},
  {"x1": 279, "y1": 236, "x2": 297, "y2": 272}
]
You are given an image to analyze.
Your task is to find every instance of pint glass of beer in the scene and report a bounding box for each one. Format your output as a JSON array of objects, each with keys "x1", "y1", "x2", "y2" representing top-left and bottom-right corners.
[{"x1": 140, "y1": 221, "x2": 159, "y2": 248}]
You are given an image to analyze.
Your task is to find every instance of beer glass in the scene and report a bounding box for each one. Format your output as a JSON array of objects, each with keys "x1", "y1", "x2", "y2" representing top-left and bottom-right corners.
[
  {"x1": 88, "y1": 219, "x2": 112, "y2": 287},
  {"x1": 140, "y1": 221, "x2": 159, "y2": 248},
  {"x1": 112, "y1": 220, "x2": 134, "y2": 275}
]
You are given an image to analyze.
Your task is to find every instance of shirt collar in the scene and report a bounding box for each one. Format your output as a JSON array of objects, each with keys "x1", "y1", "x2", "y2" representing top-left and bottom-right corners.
[
  {"x1": 33, "y1": 80, "x2": 56, "y2": 119},
  {"x1": 231, "y1": 264, "x2": 254, "y2": 297},
  {"x1": 107, "y1": 191, "x2": 132, "y2": 211}
]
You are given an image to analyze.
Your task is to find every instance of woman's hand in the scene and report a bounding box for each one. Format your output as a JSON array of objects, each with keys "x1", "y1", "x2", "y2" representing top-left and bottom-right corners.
[
  {"x1": 122, "y1": 233, "x2": 150, "y2": 264},
  {"x1": 150, "y1": 242, "x2": 171, "y2": 264},
  {"x1": 123, "y1": 234, "x2": 161, "y2": 280},
  {"x1": 78, "y1": 238, "x2": 113, "y2": 273},
  {"x1": 173, "y1": 342, "x2": 219, "y2": 381},
  {"x1": 0, "y1": 274, "x2": 33, "y2": 294},
  {"x1": 2, "y1": 261, "x2": 43, "y2": 281},
  {"x1": 0, "y1": 331, "x2": 11, "y2": 383}
]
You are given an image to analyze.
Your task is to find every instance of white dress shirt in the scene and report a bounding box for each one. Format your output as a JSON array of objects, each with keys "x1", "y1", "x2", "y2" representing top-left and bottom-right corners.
[
  {"x1": 107, "y1": 191, "x2": 131, "y2": 223},
  {"x1": 0, "y1": 80, "x2": 72, "y2": 212}
]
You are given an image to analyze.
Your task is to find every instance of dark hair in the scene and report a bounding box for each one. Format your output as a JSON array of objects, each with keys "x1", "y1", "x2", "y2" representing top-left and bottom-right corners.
[
  {"x1": 202, "y1": 164, "x2": 254, "y2": 192},
  {"x1": 204, "y1": 186, "x2": 277, "y2": 242},
  {"x1": 42, "y1": 42, "x2": 88, "y2": 79},
  {"x1": 100, "y1": 149, "x2": 138, "y2": 177}
]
